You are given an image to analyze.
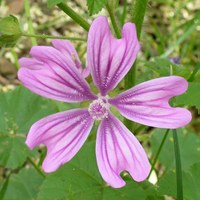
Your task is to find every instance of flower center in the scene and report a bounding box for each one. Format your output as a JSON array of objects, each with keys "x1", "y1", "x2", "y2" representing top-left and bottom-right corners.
[{"x1": 88, "y1": 96, "x2": 110, "y2": 120}]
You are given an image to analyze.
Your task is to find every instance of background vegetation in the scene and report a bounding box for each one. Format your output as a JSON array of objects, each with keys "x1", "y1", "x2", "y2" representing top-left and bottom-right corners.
[{"x1": 0, "y1": 0, "x2": 200, "y2": 199}]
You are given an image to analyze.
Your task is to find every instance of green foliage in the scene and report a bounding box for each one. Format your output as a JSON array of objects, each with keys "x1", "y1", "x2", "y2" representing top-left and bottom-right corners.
[
  {"x1": 37, "y1": 142, "x2": 162, "y2": 200},
  {"x1": 0, "y1": 0, "x2": 199, "y2": 199},
  {"x1": 145, "y1": 57, "x2": 191, "y2": 78},
  {"x1": 0, "y1": 15, "x2": 21, "y2": 35},
  {"x1": 158, "y1": 163, "x2": 200, "y2": 200},
  {"x1": 0, "y1": 86, "x2": 58, "y2": 134},
  {"x1": 175, "y1": 82, "x2": 200, "y2": 111},
  {"x1": 87, "y1": 0, "x2": 107, "y2": 15},
  {"x1": 150, "y1": 129, "x2": 200, "y2": 170},
  {"x1": 47, "y1": 0, "x2": 65, "y2": 7},
  {"x1": 107, "y1": 0, "x2": 119, "y2": 9},
  {"x1": 2, "y1": 168, "x2": 44, "y2": 200},
  {"x1": 0, "y1": 15, "x2": 22, "y2": 47},
  {"x1": 0, "y1": 136, "x2": 31, "y2": 169},
  {"x1": 0, "y1": 86, "x2": 58, "y2": 169},
  {"x1": 131, "y1": 0, "x2": 148, "y2": 38}
]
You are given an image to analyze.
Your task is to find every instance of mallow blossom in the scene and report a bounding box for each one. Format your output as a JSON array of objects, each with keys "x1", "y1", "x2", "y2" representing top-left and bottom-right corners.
[{"x1": 18, "y1": 16, "x2": 191, "y2": 188}]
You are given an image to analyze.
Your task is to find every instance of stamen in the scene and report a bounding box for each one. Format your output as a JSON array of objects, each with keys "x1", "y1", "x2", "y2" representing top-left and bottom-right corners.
[{"x1": 88, "y1": 96, "x2": 110, "y2": 120}]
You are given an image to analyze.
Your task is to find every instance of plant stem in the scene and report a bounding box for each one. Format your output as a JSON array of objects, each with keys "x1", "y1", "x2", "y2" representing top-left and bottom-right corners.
[
  {"x1": 131, "y1": 0, "x2": 148, "y2": 39},
  {"x1": 124, "y1": 0, "x2": 148, "y2": 130},
  {"x1": 106, "y1": 3, "x2": 121, "y2": 38},
  {"x1": 148, "y1": 129, "x2": 169, "y2": 178},
  {"x1": 57, "y1": 3, "x2": 90, "y2": 31},
  {"x1": 21, "y1": 33, "x2": 86, "y2": 41},
  {"x1": 24, "y1": 0, "x2": 37, "y2": 45},
  {"x1": 0, "y1": 172, "x2": 11, "y2": 200},
  {"x1": 125, "y1": 0, "x2": 148, "y2": 87},
  {"x1": 120, "y1": 0, "x2": 127, "y2": 26},
  {"x1": 27, "y1": 157, "x2": 46, "y2": 178},
  {"x1": 173, "y1": 129, "x2": 183, "y2": 200},
  {"x1": 11, "y1": 49, "x2": 20, "y2": 69}
]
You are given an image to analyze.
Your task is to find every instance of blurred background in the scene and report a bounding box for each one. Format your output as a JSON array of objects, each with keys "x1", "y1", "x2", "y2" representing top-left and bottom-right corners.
[{"x1": 0, "y1": 0, "x2": 200, "y2": 199}]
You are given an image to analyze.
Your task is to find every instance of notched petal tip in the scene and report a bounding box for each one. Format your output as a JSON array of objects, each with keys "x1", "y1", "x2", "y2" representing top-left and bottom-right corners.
[
  {"x1": 108, "y1": 177, "x2": 126, "y2": 189},
  {"x1": 42, "y1": 157, "x2": 61, "y2": 173},
  {"x1": 110, "y1": 76, "x2": 191, "y2": 129},
  {"x1": 25, "y1": 109, "x2": 94, "y2": 174},
  {"x1": 96, "y1": 114, "x2": 150, "y2": 188},
  {"x1": 25, "y1": 139, "x2": 35, "y2": 150},
  {"x1": 169, "y1": 108, "x2": 192, "y2": 129},
  {"x1": 18, "y1": 45, "x2": 96, "y2": 103},
  {"x1": 87, "y1": 16, "x2": 140, "y2": 95},
  {"x1": 170, "y1": 76, "x2": 189, "y2": 95}
]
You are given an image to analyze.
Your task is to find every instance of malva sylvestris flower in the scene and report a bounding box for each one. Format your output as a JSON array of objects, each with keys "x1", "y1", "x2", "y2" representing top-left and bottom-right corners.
[{"x1": 18, "y1": 16, "x2": 192, "y2": 188}]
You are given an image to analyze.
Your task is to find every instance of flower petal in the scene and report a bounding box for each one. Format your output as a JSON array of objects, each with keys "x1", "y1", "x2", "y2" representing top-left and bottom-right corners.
[
  {"x1": 18, "y1": 46, "x2": 96, "y2": 102},
  {"x1": 96, "y1": 113, "x2": 150, "y2": 188},
  {"x1": 109, "y1": 76, "x2": 192, "y2": 129},
  {"x1": 87, "y1": 16, "x2": 140, "y2": 96},
  {"x1": 26, "y1": 109, "x2": 94, "y2": 172},
  {"x1": 52, "y1": 39, "x2": 89, "y2": 78}
]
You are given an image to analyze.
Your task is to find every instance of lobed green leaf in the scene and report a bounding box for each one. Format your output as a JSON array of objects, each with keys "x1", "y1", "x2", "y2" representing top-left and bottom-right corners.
[
  {"x1": 150, "y1": 129, "x2": 200, "y2": 171},
  {"x1": 144, "y1": 57, "x2": 191, "y2": 78},
  {"x1": 2, "y1": 168, "x2": 44, "y2": 200},
  {"x1": 158, "y1": 163, "x2": 200, "y2": 200},
  {"x1": 37, "y1": 142, "x2": 162, "y2": 200},
  {"x1": 0, "y1": 135, "x2": 31, "y2": 169},
  {"x1": 87, "y1": 0, "x2": 107, "y2": 15},
  {"x1": 175, "y1": 82, "x2": 200, "y2": 111}
]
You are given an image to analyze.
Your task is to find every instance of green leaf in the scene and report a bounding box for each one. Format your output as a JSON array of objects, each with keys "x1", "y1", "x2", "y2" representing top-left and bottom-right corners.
[
  {"x1": 183, "y1": 163, "x2": 200, "y2": 200},
  {"x1": 37, "y1": 142, "x2": 162, "y2": 200},
  {"x1": 47, "y1": 0, "x2": 65, "y2": 7},
  {"x1": 150, "y1": 129, "x2": 200, "y2": 170},
  {"x1": 0, "y1": 15, "x2": 22, "y2": 47},
  {"x1": 158, "y1": 163, "x2": 200, "y2": 200},
  {"x1": 175, "y1": 82, "x2": 200, "y2": 111},
  {"x1": 144, "y1": 57, "x2": 191, "y2": 78},
  {"x1": 87, "y1": 0, "x2": 107, "y2": 15},
  {"x1": 0, "y1": 86, "x2": 58, "y2": 134},
  {"x1": 2, "y1": 167, "x2": 44, "y2": 200},
  {"x1": 0, "y1": 86, "x2": 59, "y2": 169},
  {"x1": 0, "y1": 135, "x2": 31, "y2": 169},
  {"x1": 0, "y1": 34, "x2": 21, "y2": 47}
]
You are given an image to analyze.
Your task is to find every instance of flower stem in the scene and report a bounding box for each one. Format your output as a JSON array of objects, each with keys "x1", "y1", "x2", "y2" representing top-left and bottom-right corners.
[
  {"x1": 21, "y1": 33, "x2": 86, "y2": 41},
  {"x1": 24, "y1": 0, "x2": 37, "y2": 46},
  {"x1": 120, "y1": 0, "x2": 127, "y2": 26},
  {"x1": 57, "y1": 3, "x2": 90, "y2": 31},
  {"x1": 124, "y1": 0, "x2": 148, "y2": 131},
  {"x1": 148, "y1": 129, "x2": 169, "y2": 178},
  {"x1": 131, "y1": 0, "x2": 148, "y2": 39},
  {"x1": 173, "y1": 129, "x2": 183, "y2": 200},
  {"x1": 106, "y1": 3, "x2": 121, "y2": 38},
  {"x1": 11, "y1": 48, "x2": 20, "y2": 69},
  {"x1": 125, "y1": 0, "x2": 148, "y2": 88},
  {"x1": 27, "y1": 157, "x2": 46, "y2": 178}
]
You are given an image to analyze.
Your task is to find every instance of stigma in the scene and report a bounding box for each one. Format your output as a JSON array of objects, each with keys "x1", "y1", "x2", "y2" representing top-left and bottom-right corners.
[{"x1": 88, "y1": 96, "x2": 110, "y2": 120}]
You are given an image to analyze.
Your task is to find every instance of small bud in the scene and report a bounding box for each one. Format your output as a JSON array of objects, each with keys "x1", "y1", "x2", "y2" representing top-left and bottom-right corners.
[{"x1": 0, "y1": 15, "x2": 22, "y2": 47}]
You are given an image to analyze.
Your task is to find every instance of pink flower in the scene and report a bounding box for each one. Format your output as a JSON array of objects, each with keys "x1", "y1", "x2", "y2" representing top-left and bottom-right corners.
[{"x1": 18, "y1": 16, "x2": 191, "y2": 188}]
